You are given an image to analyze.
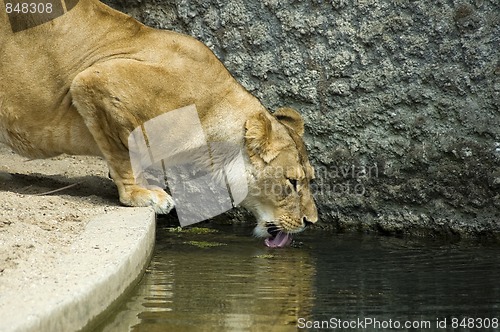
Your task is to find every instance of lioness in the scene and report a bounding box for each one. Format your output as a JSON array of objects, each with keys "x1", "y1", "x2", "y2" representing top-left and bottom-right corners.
[{"x1": 0, "y1": 0, "x2": 317, "y2": 246}]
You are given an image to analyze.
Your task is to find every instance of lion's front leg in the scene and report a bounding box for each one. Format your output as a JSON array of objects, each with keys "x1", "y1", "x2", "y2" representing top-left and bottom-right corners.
[
  {"x1": 70, "y1": 61, "x2": 175, "y2": 214},
  {"x1": 109, "y1": 165, "x2": 174, "y2": 214}
]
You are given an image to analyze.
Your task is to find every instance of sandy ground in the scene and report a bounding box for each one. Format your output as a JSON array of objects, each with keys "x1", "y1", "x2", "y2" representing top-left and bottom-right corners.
[{"x1": 0, "y1": 144, "x2": 122, "y2": 293}]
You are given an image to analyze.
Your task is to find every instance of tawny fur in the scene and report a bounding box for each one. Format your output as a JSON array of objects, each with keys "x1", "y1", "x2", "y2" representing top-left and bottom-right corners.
[{"x1": 0, "y1": 0, "x2": 317, "y2": 234}]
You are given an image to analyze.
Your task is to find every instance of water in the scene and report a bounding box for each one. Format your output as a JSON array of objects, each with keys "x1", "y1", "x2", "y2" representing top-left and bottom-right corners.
[{"x1": 95, "y1": 221, "x2": 500, "y2": 331}]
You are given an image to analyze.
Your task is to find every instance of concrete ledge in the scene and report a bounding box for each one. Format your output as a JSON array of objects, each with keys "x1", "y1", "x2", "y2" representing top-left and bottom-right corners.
[{"x1": 0, "y1": 207, "x2": 156, "y2": 332}]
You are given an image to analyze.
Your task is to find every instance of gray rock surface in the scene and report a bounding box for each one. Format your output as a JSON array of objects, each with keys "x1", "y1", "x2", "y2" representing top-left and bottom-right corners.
[{"x1": 103, "y1": 0, "x2": 499, "y2": 240}]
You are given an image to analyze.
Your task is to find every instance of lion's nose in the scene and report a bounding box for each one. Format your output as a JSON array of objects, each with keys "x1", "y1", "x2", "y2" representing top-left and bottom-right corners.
[{"x1": 303, "y1": 217, "x2": 315, "y2": 227}]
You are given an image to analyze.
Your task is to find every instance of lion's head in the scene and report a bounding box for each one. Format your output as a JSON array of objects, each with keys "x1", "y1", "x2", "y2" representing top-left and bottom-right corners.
[{"x1": 242, "y1": 107, "x2": 318, "y2": 247}]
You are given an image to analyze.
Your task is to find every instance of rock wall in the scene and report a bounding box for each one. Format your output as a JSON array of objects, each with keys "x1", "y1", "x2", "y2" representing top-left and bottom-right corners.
[{"x1": 103, "y1": 0, "x2": 499, "y2": 240}]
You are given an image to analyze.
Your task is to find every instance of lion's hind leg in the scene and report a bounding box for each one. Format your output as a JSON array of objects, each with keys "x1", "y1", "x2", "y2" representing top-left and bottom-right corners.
[{"x1": 70, "y1": 60, "x2": 175, "y2": 214}]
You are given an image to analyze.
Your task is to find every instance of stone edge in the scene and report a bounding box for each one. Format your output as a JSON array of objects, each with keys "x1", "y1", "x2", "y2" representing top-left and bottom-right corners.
[{"x1": 1, "y1": 207, "x2": 156, "y2": 332}]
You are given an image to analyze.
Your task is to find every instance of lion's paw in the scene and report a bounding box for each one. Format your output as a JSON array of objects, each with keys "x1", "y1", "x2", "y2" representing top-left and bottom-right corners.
[{"x1": 120, "y1": 186, "x2": 175, "y2": 214}]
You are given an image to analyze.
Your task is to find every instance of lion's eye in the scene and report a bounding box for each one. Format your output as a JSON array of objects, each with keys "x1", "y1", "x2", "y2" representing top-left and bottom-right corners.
[{"x1": 288, "y1": 178, "x2": 298, "y2": 191}]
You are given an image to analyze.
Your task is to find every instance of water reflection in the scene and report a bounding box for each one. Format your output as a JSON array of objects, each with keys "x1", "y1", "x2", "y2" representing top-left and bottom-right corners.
[
  {"x1": 99, "y1": 223, "x2": 316, "y2": 332},
  {"x1": 309, "y1": 234, "x2": 500, "y2": 331},
  {"x1": 97, "y1": 223, "x2": 500, "y2": 332}
]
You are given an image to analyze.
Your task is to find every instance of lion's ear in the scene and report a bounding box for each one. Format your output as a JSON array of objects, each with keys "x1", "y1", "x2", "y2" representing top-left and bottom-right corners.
[
  {"x1": 274, "y1": 107, "x2": 304, "y2": 136},
  {"x1": 245, "y1": 112, "x2": 278, "y2": 163}
]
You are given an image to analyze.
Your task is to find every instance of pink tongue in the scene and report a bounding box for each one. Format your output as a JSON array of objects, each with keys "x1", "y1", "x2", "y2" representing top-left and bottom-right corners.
[{"x1": 264, "y1": 232, "x2": 292, "y2": 248}]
